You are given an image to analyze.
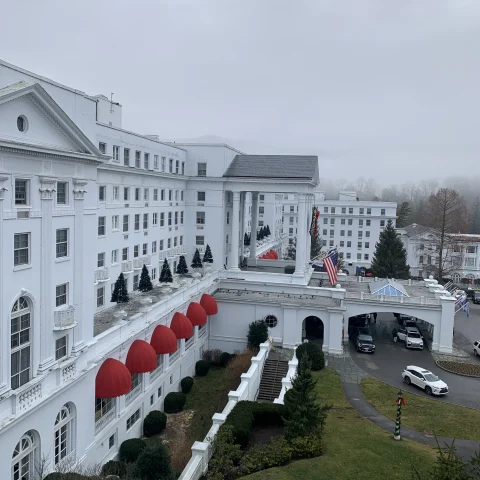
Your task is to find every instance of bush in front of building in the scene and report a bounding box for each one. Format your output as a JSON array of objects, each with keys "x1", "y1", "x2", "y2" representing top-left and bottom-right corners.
[
  {"x1": 164, "y1": 392, "x2": 186, "y2": 413},
  {"x1": 202, "y1": 348, "x2": 223, "y2": 365},
  {"x1": 295, "y1": 342, "x2": 325, "y2": 371},
  {"x1": 136, "y1": 443, "x2": 174, "y2": 480},
  {"x1": 195, "y1": 359, "x2": 210, "y2": 376},
  {"x1": 101, "y1": 459, "x2": 127, "y2": 477},
  {"x1": 119, "y1": 438, "x2": 147, "y2": 463},
  {"x1": 180, "y1": 376, "x2": 194, "y2": 394},
  {"x1": 143, "y1": 410, "x2": 167, "y2": 437},
  {"x1": 247, "y1": 320, "x2": 268, "y2": 350},
  {"x1": 219, "y1": 351, "x2": 233, "y2": 367}
]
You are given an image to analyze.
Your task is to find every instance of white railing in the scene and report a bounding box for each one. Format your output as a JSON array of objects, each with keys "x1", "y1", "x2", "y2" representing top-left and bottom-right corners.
[
  {"x1": 53, "y1": 306, "x2": 76, "y2": 330},
  {"x1": 95, "y1": 406, "x2": 116, "y2": 434},
  {"x1": 185, "y1": 337, "x2": 194, "y2": 350},
  {"x1": 133, "y1": 256, "x2": 152, "y2": 269},
  {"x1": 274, "y1": 350, "x2": 298, "y2": 404},
  {"x1": 94, "y1": 268, "x2": 109, "y2": 283},
  {"x1": 125, "y1": 383, "x2": 142, "y2": 406},
  {"x1": 12, "y1": 378, "x2": 43, "y2": 414},
  {"x1": 345, "y1": 276, "x2": 426, "y2": 287},
  {"x1": 179, "y1": 342, "x2": 271, "y2": 480},
  {"x1": 122, "y1": 260, "x2": 133, "y2": 273},
  {"x1": 198, "y1": 325, "x2": 207, "y2": 338},
  {"x1": 159, "y1": 246, "x2": 187, "y2": 261},
  {"x1": 169, "y1": 350, "x2": 180, "y2": 364},
  {"x1": 61, "y1": 360, "x2": 76, "y2": 384},
  {"x1": 344, "y1": 291, "x2": 441, "y2": 305},
  {"x1": 195, "y1": 245, "x2": 206, "y2": 254},
  {"x1": 150, "y1": 363, "x2": 163, "y2": 382}
]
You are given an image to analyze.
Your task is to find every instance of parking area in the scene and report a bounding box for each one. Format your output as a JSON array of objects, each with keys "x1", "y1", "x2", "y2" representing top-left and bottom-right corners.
[{"x1": 348, "y1": 312, "x2": 480, "y2": 410}]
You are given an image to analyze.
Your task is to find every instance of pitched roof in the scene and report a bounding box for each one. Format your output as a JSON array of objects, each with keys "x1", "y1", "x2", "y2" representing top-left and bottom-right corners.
[
  {"x1": 401, "y1": 223, "x2": 431, "y2": 237},
  {"x1": 223, "y1": 155, "x2": 319, "y2": 183},
  {"x1": 369, "y1": 279, "x2": 409, "y2": 297}
]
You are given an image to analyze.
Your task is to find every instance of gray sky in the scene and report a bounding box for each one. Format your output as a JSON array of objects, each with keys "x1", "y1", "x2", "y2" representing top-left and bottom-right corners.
[{"x1": 2, "y1": 0, "x2": 479, "y2": 182}]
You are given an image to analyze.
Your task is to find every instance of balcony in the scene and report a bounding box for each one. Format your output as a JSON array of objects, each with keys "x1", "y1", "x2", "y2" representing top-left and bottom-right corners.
[
  {"x1": 122, "y1": 260, "x2": 133, "y2": 273},
  {"x1": 159, "y1": 247, "x2": 187, "y2": 261},
  {"x1": 53, "y1": 306, "x2": 76, "y2": 330},
  {"x1": 13, "y1": 378, "x2": 43, "y2": 414},
  {"x1": 95, "y1": 406, "x2": 116, "y2": 434},
  {"x1": 94, "y1": 268, "x2": 109, "y2": 284},
  {"x1": 133, "y1": 255, "x2": 152, "y2": 270},
  {"x1": 125, "y1": 383, "x2": 142, "y2": 406}
]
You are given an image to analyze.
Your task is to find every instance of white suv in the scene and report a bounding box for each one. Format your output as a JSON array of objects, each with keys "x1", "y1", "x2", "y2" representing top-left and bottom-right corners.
[
  {"x1": 393, "y1": 327, "x2": 424, "y2": 349},
  {"x1": 402, "y1": 366, "x2": 449, "y2": 396},
  {"x1": 474, "y1": 340, "x2": 480, "y2": 357}
]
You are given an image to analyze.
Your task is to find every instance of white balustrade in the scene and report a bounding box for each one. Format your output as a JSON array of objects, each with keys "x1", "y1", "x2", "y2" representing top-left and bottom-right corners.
[
  {"x1": 150, "y1": 363, "x2": 164, "y2": 382},
  {"x1": 125, "y1": 383, "x2": 142, "y2": 406},
  {"x1": 95, "y1": 406, "x2": 116, "y2": 434},
  {"x1": 169, "y1": 350, "x2": 180, "y2": 364},
  {"x1": 122, "y1": 260, "x2": 133, "y2": 273},
  {"x1": 185, "y1": 337, "x2": 194, "y2": 350},
  {"x1": 133, "y1": 256, "x2": 152, "y2": 269},
  {"x1": 61, "y1": 361, "x2": 76, "y2": 384},
  {"x1": 54, "y1": 306, "x2": 76, "y2": 330},
  {"x1": 13, "y1": 379, "x2": 43, "y2": 414},
  {"x1": 198, "y1": 325, "x2": 207, "y2": 338},
  {"x1": 94, "y1": 268, "x2": 109, "y2": 283}
]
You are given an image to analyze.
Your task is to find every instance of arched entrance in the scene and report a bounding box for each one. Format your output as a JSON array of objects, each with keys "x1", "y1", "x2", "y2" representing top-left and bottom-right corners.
[{"x1": 302, "y1": 316, "x2": 324, "y2": 345}]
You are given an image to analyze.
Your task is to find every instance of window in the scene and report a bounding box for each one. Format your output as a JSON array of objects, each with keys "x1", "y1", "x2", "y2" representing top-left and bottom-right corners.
[
  {"x1": 196, "y1": 235, "x2": 205, "y2": 246},
  {"x1": 347, "y1": 230, "x2": 352, "y2": 237},
  {"x1": 168, "y1": 212, "x2": 172, "y2": 226},
  {"x1": 180, "y1": 212, "x2": 184, "y2": 224},
  {"x1": 143, "y1": 213, "x2": 148, "y2": 230},
  {"x1": 358, "y1": 242, "x2": 362, "y2": 249},
  {"x1": 159, "y1": 240, "x2": 164, "y2": 251},
  {"x1": 322, "y1": 239, "x2": 327, "y2": 246},
  {"x1": 380, "y1": 220, "x2": 385, "y2": 227},
  {"x1": 364, "y1": 253, "x2": 369, "y2": 260},
  {"x1": 55, "y1": 336, "x2": 68, "y2": 361},
  {"x1": 465, "y1": 257, "x2": 476, "y2": 267},
  {"x1": 366, "y1": 219, "x2": 371, "y2": 226},
  {"x1": 330, "y1": 229, "x2": 334, "y2": 237},
  {"x1": 182, "y1": 162, "x2": 185, "y2": 175},
  {"x1": 340, "y1": 230, "x2": 345, "y2": 236},
  {"x1": 153, "y1": 189, "x2": 158, "y2": 201},
  {"x1": 427, "y1": 255, "x2": 432, "y2": 264},
  {"x1": 365, "y1": 231, "x2": 370, "y2": 238},
  {"x1": 134, "y1": 245, "x2": 139, "y2": 257},
  {"x1": 153, "y1": 213, "x2": 158, "y2": 226},
  {"x1": 112, "y1": 186, "x2": 119, "y2": 201},
  {"x1": 341, "y1": 218, "x2": 345, "y2": 225},
  {"x1": 175, "y1": 212, "x2": 178, "y2": 225},
  {"x1": 331, "y1": 207, "x2": 336, "y2": 214},
  {"x1": 197, "y1": 191, "x2": 206, "y2": 202},
  {"x1": 340, "y1": 241, "x2": 345, "y2": 247},
  {"x1": 346, "y1": 252, "x2": 351, "y2": 259},
  {"x1": 56, "y1": 229, "x2": 69, "y2": 258},
  {"x1": 122, "y1": 247, "x2": 128, "y2": 261},
  {"x1": 197, "y1": 162, "x2": 207, "y2": 176},
  {"x1": 144, "y1": 153, "x2": 149, "y2": 169},
  {"x1": 134, "y1": 214, "x2": 140, "y2": 231},
  {"x1": 152, "y1": 241, "x2": 157, "y2": 253},
  {"x1": 150, "y1": 395, "x2": 154, "y2": 406},
  {"x1": 358, "y1": 231, "x2": 363, "y2": 238},
  {"x1": 133, "y1": 274, "x2": 139, "y2": 290},
  {"x1": 175, "y1": 190, "x2": 178, "y2": 201},
  {"x1": 359, "y1": 208, "x2": 364, "y2": 215},
  {"x1": 349, "y1": 207, "x2": 353, "y2": 214},
  {"x1": 324, "y1": 207, "x2": 328, "y2": 213},
  {"x1": 180, "y1": 235, "x2": 183, "y2": 245},
  {"x1": 135, "y1": 188, "x2": 140, "y2": 201},
  {"x1": 109, "y1": 434, "x2": 115, "y2": 449},
  {"x1": 56, "y1": 284, "x2": 67, "y2": 307},
  {"x1": 14, "y1": 179, "x2": 28, "y2": 206},
  {"x1": 357, "y1": 253, "x2": 362, "y2": 260},
  {"x1": 161, "y1": 189, "x2": 165, "y2": 201},
  {"x1": 97, "y1": 217, "x2": 106, "y2": 236},
  {"x1": 154, "y1": 155, "x2": 159, "y2": 169},
  {"x1": 169, "y1": 190, "x2": 172, "y2": 201},
  {"x1": 11, "y1": 297, "x2": 31, "y2": 389},
  {"x1": 135, "y1": 151, "x2": 141, "y2": 168},
  {"x1": 144, "y1": 188, "x2": 149, "y2": 201},
  {"x1": 367, "y1": 208, "x2": 371, "y2": 215},
  {"x1": 97, "y1": 287, "x2": 104, "y2": 307},
  {"x1": 113, "y1": 145, "x2": 120, "y2": 162},
  {"x1": 111, "y1": 249, "x2": 118, "y2": 264},
  {"x1": 99, "y1": 142, "x2": 106, "y2": 154},
  {"x1": 173, "y1": 236, "x2": 178, "y2": 247},
  {"x1": 259, "y1": 206, "x2": 265, "y2": 215},
  {"x1": 264, "y1": 315, "x2": 278, "y2": 328},
  {"x1": 124, "y1": 148, "x2": 130, "y2": 166},
  {"x1": 181, "y1": 191, "x2": 184, "y2": 201},
  {"x1": 124, "y1": 187, "x2": 130, "y2": 201},
  {"x1": 467, "y1": 246, "x2": 477, "y2": 254},
  {"x1": 323, "y1": 217, "x2": 328, "y2": 225},
  {"x1": 97, "y1": 252, "x2": 105, "y2": 268},
  {"x1": 95, "y1": 397, "x2": 114, "y2": 424},
  {"x1": 347, "y1": 241, "x2": 352, "y2": 247},
  {"x1": 12, "y1": 431, "x2": 40, "y2": 480},
  {"x1": 143, "y1": 243, "x2": 148, "y2": 255},
  {"x1": 98, "y1": 186, "x2": 106, "y2": 202},
  {"x1": 330, "y1": 218, "x2": 335, "y2": 225},
  {"x1": 14, "y1": 233, "x2": 30, "y2": 266},
  {"x1": 196, "y1": 212, "x2": 205, "y2": 224},
  {"x1": 289, "y1": 228, "x2": 294, "y2": 235},
  {"x1": 341, "y1": 207, "x2": 346, "y2": 214},
  {"x1": 123, "y1": 215, "x2": 129, "y2": 232},
  {"x1": 167, "y1": 238, "x2": 171, "y2": 248},
  {"x1": 329, "y1": 240, "x2": 334, "y2": 247},
  {"x1": 175, "y1": 160, "x2": 179, "y2": 174},
  {"x1": 161, "y1": 157, "x2": 166, "y2": 171},
  {"x1": 381, "y1": 208, "x2": 386, "y2": 215},
  {"x1": 112, "y1": 215, "x2": 119, "y2": 230},
  {"x1": 365, "y1": 242, "x2": 370, "y2": 248},
  {"x1": 126, "y1": 409, "x2": 141, "y2": 430},
  {"x1": 169, "y1": 159, "x2": 173, "y2": 172},
  {"x1": 160, "y1": 212, "x2": 165, "y2": 227},
  {"x1": 359, "y1": 219, "x2": 363, "y2": 227},
  {"x1": 57, "y1": 182, "x2": 68, "y2": 205},
  {"x1": 419, "y1": 255, "x2": 424, "y2": 264}
]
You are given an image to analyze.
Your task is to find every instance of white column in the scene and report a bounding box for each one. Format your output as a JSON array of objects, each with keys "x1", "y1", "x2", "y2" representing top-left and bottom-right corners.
[
  {"x1": 240, "y1": 192, "x2": 246, "y2": 260},
  {"x1": 249, "y1": 192, "x2": 259, "y2": 260},
  {"x1": 305, "y1": 194, "x2": 312, "y2": 268},
  {"x1": 38, "y1": 176, "x2": 57, "y2": 373},
  {"x1": 328, "y1": 311, "x2": 344, "y2": 355},
  {"x1": 294, "y1": 193, "x2": 308, "y2": 276},
  {"x1": 438, "y1": 296, "x2": 455, "y2": 353},
  {"x1": 229, "y1": 191, "x2": 241, "y2": 271},
  {"x1": 0, "y1": 176, "x2": 8, "y2": 390}
]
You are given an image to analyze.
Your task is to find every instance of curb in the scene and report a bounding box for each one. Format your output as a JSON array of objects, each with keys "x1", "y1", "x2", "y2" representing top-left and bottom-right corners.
[{"x1": 435, "y1": 360, "x2": 480, "y2": 378}]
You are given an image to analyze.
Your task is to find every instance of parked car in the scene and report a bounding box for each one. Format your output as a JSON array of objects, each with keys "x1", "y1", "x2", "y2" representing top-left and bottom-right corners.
[
  {"x1": 348, "y1": 315, "x2": 370, "y2": 336},
  {"x1": 474, "y1": 340, "x2": 480, "y2": 356},
  {"x1": 393, "y1": 327, "x2": 424, "y2": 349},
  {"x1": 473, "y1": 291, "x2": 480, "y2": 305},
  {"x1": 355, "y1": 333, "x2": 375, "y2": 353},
  {"x1": 355, "y1": 326, "x2": 372, "y2": 338},
  {"x1": 402, "y1": 365, "x2": 449, "y2": 395},
  {"x1": 397, "y1": 314, "x2": 416, "y2": 326}
]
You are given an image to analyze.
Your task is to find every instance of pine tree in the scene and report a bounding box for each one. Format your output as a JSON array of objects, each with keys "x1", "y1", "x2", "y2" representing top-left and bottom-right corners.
[
  {"x1": 370, "y1": 219, "x2": 410, "y2": 279},
  {"x1": 396, "y1": 201, "x2": 411, "y2": 228},
  {"x1": 138, "y1": 264, "x2": 153, "y2": 292},
  {"x1": 283, "y1": 353, "x2": 330, "y2": 441},
  {"x1": 310, "y1": 229, "x2": 323, "y2": 260},
  {"x1": 244, "y1": 232, "x2": 249, "y2": 246},
  {"x1": 266, "y1": 225, "x2": 271, "y2": 236},
  {"x1": 159, "y1": 259, "x2": 173, "y2": 283},
  {"x1": 176, "y1": 255, "x2": 189, "y2": 275},
  {"x1": 191, "y1": 249, "x2": 203, "y2": 269},
  {"x1": 110, "y1": 272, "x2": 129, "y2": 303},
  {"x1": 203, "y1": 244, "x2": 214, "y2": 263}
]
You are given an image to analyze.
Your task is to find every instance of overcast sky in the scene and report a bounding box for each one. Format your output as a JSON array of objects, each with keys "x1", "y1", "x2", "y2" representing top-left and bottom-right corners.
[{"x1": 1, "y1": 1, "x2": 479, "y2": 183}]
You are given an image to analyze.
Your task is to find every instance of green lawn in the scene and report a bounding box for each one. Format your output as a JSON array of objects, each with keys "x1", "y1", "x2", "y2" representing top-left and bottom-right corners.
[
  {"x1": 361, "y1": 376, "x2": 480, "y2": 440},
  {"x1": 241, "y1": 369, "x2": 437, "y2": 480}
]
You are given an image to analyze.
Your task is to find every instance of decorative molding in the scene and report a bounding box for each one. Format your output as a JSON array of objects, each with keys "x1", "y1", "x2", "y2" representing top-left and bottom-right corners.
[
  {"x1": 39, "y1": 176, "x2": 57, "y2": 200},
  {"x1": 0, "y1": 145, "x2": 100, "y2": 165},
  {"x1": 73, "y1": 179, "x2": 88, "y2": 200},
  {"x1": 53, "y1": 209, "x2": 75, "y2": 217},
  {"x1": 3, "y1": 211, "x2": 18, "y2": 219},
  {"x1": 30, "y1": 210, "x2": 42, "y2": 218},
  {"x1": 74, "y1": 164, "x2": 84, "y2": 178},
  {"x1": 42, "y1": 160, "x2": 53, "y2": 174}
]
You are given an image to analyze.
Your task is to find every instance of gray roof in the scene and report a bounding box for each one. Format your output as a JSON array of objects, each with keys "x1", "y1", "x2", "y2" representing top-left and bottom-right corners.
[
  {"x1": 401, "y1": 223, "x2": 431, "y2": 237},
  {"x1": 223, "y1": 155, "x2": 319, "y2": 182},
  {"x1": 369, "y1": 279, "x2": 409, "y2": 296},
  {"x1": 0, "y1": 81, "x2": 34, "y2": 99}
]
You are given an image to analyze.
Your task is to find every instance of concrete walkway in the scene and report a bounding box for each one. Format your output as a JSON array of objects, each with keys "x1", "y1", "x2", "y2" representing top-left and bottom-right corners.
[{"x1": 326, "y1": 353, "x2": 480, "y2": 460}]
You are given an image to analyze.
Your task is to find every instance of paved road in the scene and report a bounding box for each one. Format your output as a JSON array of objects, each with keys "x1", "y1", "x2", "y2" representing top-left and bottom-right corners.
[
  {"x1": 454, "y1": 303, "x2": 480, "y2": 359},
  {"x1": 348, "y1": 313, "x2": 480, "y2": 410}
]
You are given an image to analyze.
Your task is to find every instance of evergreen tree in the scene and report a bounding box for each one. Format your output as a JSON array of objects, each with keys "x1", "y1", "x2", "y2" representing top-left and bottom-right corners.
[
  {"x1": 244, "y1": 232, "x2": 249, "y2": 246},
  {"x1": 110, "y1": 272, "x2": 129, "y2": 303},
  {"x1": 396, "y1": 201, "x2": 411, "y2": 228},
  {"x1": 283, "y1": 353, "x2": 330, "y2": 441},
  {"x1": 310, "y1": 229, "x2": 323, "y2": 260},
  {"x1": 470, "y1": 196, "x2": 480, "y2": 234},
  {"x1": 371, "y1": 220, "x2": 410, "y2": 279},
  {"x1": 191, "y1": 248, "x2": 203, "y2": 269},
  {"x1": 138, "y1": 264, "x2": 153, "y2": 292},
  {"x1": 256, "y1": 230, "x2": 261, "y2": 241},
  {"x1": 203, "y1": 244, "x2": 214, "y2": 263},
  {"x1": 266, "y1": 225, "x2": 271, "y2": 236},
  {"x1": 159, "y1": 259, "x2": 173, "y2": 283},
  {"x1": 176, "y1": 255, "x2": 189, "y2": 275},
  {"x1": 248, "y1": 233, "x2": 251, "y2": 245}
]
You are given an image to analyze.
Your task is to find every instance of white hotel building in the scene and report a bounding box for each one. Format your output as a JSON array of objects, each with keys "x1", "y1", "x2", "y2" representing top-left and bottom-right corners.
[{"x1": 0, "y1": 59, "x2": 456, "y2": 480}]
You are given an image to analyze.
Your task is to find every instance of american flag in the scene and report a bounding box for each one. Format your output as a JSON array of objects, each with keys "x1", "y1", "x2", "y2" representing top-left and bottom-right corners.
[{"x1": 324, "y1": 247, "x2": 338, "y2": 286}]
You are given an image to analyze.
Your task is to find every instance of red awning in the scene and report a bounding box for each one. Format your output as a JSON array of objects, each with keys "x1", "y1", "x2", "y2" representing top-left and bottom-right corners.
[
  {"x1": 125, "y1": 339, "x2": 158, "y2": 374},
  {"x1": 270, "y1": 250, "x2": 278, "y2": 260},
  {"x1": 170, "y1": 312, "x2": 193, "y2": 339},
  {"x1": 200, "y1": 293, "x2": 218, "y2": 316},
  {"x1": 187, "y1": 302, "x2": 208, "y2": 326},
  {"x1": 95, "y1": 358, "x2": 132, "y2": 398},
  {"x1": 150, "y1": 325, "x2": 178, "y2": 354}
]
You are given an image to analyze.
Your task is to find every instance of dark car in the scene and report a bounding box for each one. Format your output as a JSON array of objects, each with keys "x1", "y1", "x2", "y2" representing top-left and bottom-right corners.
[
  {"x1": 473, "y1": 291, "x2": 480, "y2": 305},
  {"x1": 348, "y1": 315, "x2": 369, "y2": 336},
  {"x1": 355, "y1": 334, "x2": 375, "y2": 353}
]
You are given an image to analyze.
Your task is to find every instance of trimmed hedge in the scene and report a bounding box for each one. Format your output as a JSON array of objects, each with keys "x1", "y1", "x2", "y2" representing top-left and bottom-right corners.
[
  {"x1": 143, "y1": 410, "x2": 167, "y2": 437},
  {"x1": 164, "y1": 392, "x2": 186, "y2": 413},
  {"x1": 239, "y1": 436, "x2": 292, "y2": 475},
  {"x1": 202, "y1": 348, "x2": 222, "y2": 365},
  {"x1": 296, "y1": 342, "x2": 325, "y2": 371},
  {"x1": 181, "y1": 376, "x2": 194, "y2": 394},
  {"x1": 119, "y1": 438, "x2": 147, "y2": 463},
  {"x1": 195, "y1": 359, "x2": 210, "y2": 376},
  {"x1": 136, "y1": 443, "x2": 174, "y2": 480},
  {"x1": 219, "y1": 352, "x2": 233, "y2": 367},
  {"x1": 101, "y1": 459, "x2": 127, "y2": 477}
]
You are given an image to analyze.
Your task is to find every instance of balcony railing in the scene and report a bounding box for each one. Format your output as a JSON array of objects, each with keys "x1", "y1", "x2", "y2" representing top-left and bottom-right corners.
[
  {"x1": 133, "y1": 256, "x2": 152, "y2": 270},
  {"x1": 53, "y1": 306, "x2": 76, "y2": 330},
  {"x1": 185, "y1": 337, "x2": 194, "y2": 350},
  {"x1": 159, "y1": 246, "x2": 187, "y2": 261},
  {"x1": 122, "y1": 260, "x2": 133, "y2": 273},
  {"x1": 125, "y1": 383, "x2": 142, "y2": 406},
  {"x1": 95, "y1": 406, "x2": 116, "y2": 434},
  {"x1": 94, "y1": 268, "x2": 109, "y2": 283},
  {"x1": 13, "y1": 378, "x2": 43, "y2": 414},
  {"x1": 198, "y1": 325, "x2": 207, "y2": 338},
  {"x1": 169, "y1": 350, "x2": 180, "y2": 364},
  {"x1": 150, "y1": 363, "x2": 163, "y2": 382}
]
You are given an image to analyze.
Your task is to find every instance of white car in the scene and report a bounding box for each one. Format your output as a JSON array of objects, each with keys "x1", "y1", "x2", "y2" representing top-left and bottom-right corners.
[
  {"x1": 474, "y1": 340, "x2": 480, "y2": 356},
  {"x1": 402, "y1": 365, "x2": 449, "y2": 396}
]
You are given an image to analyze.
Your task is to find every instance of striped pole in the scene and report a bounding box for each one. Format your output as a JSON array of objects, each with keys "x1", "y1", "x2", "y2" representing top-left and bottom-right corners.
[{"x1": 394, "y1": 390, "x2": 403, "y2": 440}]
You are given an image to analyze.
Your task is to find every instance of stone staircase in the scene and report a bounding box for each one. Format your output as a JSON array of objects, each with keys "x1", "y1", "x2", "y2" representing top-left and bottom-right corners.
[{"x1": 257, "y1": 355, "x2": 289, "y2": 402}]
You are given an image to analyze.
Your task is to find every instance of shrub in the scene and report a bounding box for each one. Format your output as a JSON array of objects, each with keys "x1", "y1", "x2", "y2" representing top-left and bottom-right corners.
[
  {"x1": 225, "y1": 351, "x2": 254, "y2": 391},
  {"x1": 251, "y1": 402, "x2": 286, "y2": 427},
  {"x1": 143, "y1": 410, "x2": 167, "y2": 437},
  {"x1": 136, "y1": 443, "x2": 174, "y2": 480},
  {"x1": 219, "y1": 351, "x2": 233, "y2": 367},
  {"x1": 101, "y1": 459, "x2": 127, "y2": 477},
  {"x1": 195, "y1": 359, "x2": 210, "y2": 376},
  {"x1": 239, "y1": 437, "x2": 292, "y2": 475},
  {"x1": 119, "y1": 438, "x2": 147, "y2": 463},
  {"x1": 164, "y1": 392, "x2": 186, "y2": 413},
  {"x1": 295, "y1": 342, "x2": 325, "y2": 371},
  {"x1": 206, "y1": 425, "x2": 243, "y2": 480},
  {"x1": 247, "y1": 320, "x2": 268, "y2": 350},
  {"x1": 181, "y1": 376, "x2": 194, "y2": 394},
  {"x1": 202, "y1": 348, "x2": 222, "y2": 365},
  {"x1": 289, "y1": 435, "x2": 324, "y2": 459}
]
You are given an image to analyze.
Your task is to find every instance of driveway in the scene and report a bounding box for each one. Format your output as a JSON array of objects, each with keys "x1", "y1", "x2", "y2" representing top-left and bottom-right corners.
[{"x1": 348, "y1": 313, "x2": 480, "y2": 410}]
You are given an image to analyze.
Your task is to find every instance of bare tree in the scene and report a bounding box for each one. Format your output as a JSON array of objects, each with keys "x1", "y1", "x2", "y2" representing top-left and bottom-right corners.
[{"x1": 423, "y1": 188, "x2": 468, "y2": 280}]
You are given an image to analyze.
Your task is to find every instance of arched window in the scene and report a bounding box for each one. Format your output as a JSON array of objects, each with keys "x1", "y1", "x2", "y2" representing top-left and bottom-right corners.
[
  {"x1": 11, "y1": 297, "x2": 31, "y2": 390},
  {"x1": 452, "y1": 273, "x2": 461, "y2": 283},
  {"x1": 264, "y1": 315, "x2": 278, "y2": 328},
  {"x1": 12, "y1": 430, "x2": 39, "y2": 480},
  {"x1": 54, "y1": 403, "x2": 76, "y2": 466}
]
